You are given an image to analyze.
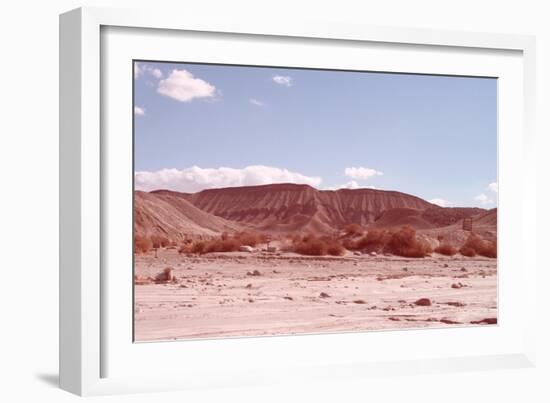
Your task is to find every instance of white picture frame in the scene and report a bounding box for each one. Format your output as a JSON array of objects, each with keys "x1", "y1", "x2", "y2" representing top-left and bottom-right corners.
[{"x1": 59, "y1": 6, "x2": 537, "y2": 396}]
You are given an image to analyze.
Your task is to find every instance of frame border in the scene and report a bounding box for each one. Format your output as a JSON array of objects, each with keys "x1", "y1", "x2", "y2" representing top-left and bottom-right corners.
[{"x1": 59, "y1": 6, "x2": 537, "y2": 396}]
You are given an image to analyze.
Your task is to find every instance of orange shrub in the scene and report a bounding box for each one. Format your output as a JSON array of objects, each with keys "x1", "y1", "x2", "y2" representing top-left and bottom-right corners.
[
  {"x1": 350, "y1": 228, "x2": 390, "y2": 252},
  {"x1": 325, "y1": 240, "x2": 345, "y2": 256},
  {"x1": 134, "y1": 235, "x2": 152, "y2": 254},
  {"x1": 384, "y1": 226, "x2": 433, "y2": 258},
  {"x1": 459, "y1": 233, "x2": 497, "y2": 258},
  {"x1": 204, "y1": 238, "x2": 241, "y2": 253},
  {"x1": 291, "y1": 234, "x2": 345, "y2": 256},
  {"x1": 343, "y1": 223, "x2": 364, "y2": 237},
  {"x1": 234, "y1": 231, "x2": 266, "y2": 247},
  {"x1": 190, "y1": 241, "x2": 206, "y2": 254},
  {"x1": 150, "y1": 235, "x2": 169, "y2": 249},
  {"x1": 459, "y1": 246, "x2": 476, "y2": 257},
  {"x1": 435, "y1": 244, "x2": 458, "y2": 256}
]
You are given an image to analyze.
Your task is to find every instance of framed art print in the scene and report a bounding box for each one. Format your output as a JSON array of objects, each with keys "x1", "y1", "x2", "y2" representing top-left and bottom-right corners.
[{"x1": 60, "y1": 7, "x2": 537, "y2": 396}]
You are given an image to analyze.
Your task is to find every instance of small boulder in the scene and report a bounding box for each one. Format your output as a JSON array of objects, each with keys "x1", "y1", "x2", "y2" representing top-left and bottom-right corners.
[
  {"x1": 319, "y1": 292, "x2": 331, "y2": 298},
  {"x1": 154, "y1": 267, "x2": 175, "y2": 284},
  {"x1": 414, "y1": 298, "x2": 432, "y2": 306},
  {"x1": 369, "y1": 251, "x2": 377, "y2": 256},
  {"x1": 267, "y1": 246, "x2": 278, "y2": 253},
  {"x1": 239, "y1": 245, "x2": 255, "y2": 253},
  {"x1": 246, "y1": 269, "x2": 262, "y2": 276}
]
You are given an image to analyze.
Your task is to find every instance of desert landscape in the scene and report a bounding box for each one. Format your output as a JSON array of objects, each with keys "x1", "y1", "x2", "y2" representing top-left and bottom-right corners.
[{"x1": 133, "y1": 184, "x2": 497, "y2": 341}]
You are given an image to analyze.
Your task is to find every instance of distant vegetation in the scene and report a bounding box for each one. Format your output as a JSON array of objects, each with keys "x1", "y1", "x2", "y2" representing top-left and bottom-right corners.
[{"x1": 134, "y1": 225, "x2": 496, "y2": 259}]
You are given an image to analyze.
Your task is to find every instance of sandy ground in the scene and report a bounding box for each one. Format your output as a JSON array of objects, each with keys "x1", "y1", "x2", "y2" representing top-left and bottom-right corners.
[{"x1": 134, "y1": 249, "x2": 497, "y2": 342}]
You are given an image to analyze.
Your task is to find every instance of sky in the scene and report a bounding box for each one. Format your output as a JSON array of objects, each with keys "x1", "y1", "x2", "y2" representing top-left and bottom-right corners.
[{"x1": 134, "y1": 61, "x2": 497, "y2": 208}]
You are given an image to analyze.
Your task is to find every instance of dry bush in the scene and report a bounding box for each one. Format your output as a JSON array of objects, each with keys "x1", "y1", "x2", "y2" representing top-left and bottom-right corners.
[
  {"x1": 325, "y1": 240, "x2": 345, "y2": 256},
  {"x1": 190, "y1": 241, "x2": 207, "y2": 254},
  {"x1": 293, "y1": 237, "x2": 327, "y2": 256},
  {"x1": 343, "y1": 223, "x2": 364, "y2": 237},
  {"x1": 459, "y1": 246, "x2": 476, "y2": 257},
  {"x1": 291, "y1": 234, "x2": 345, "y2": 256},
  {"x1": 384, "y1": 226, "x2": 433, "y2": 258},
  {"x1": 459, "y1": 233, "x2": 497, "y2": 258},
  {"x1": 150, "y1": 235, "x2": 169, "y2": 249},
  {"x1": 185, "y1": 236, "x2": 243, "y2": 254},
  {"x1": 349, "y1": 228, "x2": 390, "y2": 252},
  {"x1": 480, "y1": 241, "x2": 497, "y2": 258},
  {"x1": 234, "y1": 231, "x2": 266, "y2": 247},
  {"x1": 435, "y1": 243, "x2": 458, "y2": 256},
  {"x1": 204, "y1": 238, "x2": 241, "y2": 253},
  {"x1": 134, "y1": 235, "x2": 152, "y2": 254}
]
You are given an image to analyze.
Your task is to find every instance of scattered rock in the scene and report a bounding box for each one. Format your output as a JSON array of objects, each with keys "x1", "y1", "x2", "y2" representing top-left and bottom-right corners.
[
  {"x1": 440, "y1": 319, "x2": 461, "y2": 324},
  {"x1": 245, "y1": 283, "x2": 253, "y2": 289},
  {"x1": 154, "y1": 267, "x2": 175, "y2": 284},
  {"x1": 353, "y1": 251, "x2": 362, "y2": 256},
  {"x1": 470, "y1": 318, "x2": 497, "y2": 325},
  {"x1": 444, "y1": 301, "x2": 466, "y2": 307},
  {"x1": 414, "y1": 298, "x2": 432, "y2": 306},
  {"x1": 319, "y1": 292, "x2": 331, "y2": 298},
  {"x1": 369, "y1": 251, "x2": 377, "y2": 256},
  {"x1": 267, "y1": 246, "x2": 278, "y2": 253},
  {"x1": 402, "y1": 267, "x2": 408, "y2": 272},
  {"x1": 443, "y1": 263, "x2": 449, "y2": 268},
  {"x1": 451, "y1": 283, "x2": 462, "y2": 289},
  {"x1": 246, "y1": 269, "x2": 262, "y2": 276},
  {"x1": 388, "y1": 317, "x2": 401, "y2": 321},
  {"x1": 239, "y1": 245, "x2": 255, "y2": 253},
  {"x1": 460, "y1": 267, "x2": 467, "y2": 272},
  {"x1": 248, "y1": 298, "x2": 254, "y2": 303},
  {"x1": 283, "y1": 296, "x2": 294, "y2": 301},
  {"x1": 353, "y1": 299, "x2": 367, "y2": 304},
  {"x1": 179, "y1": 284, "x2": 188, "y2": 288}
]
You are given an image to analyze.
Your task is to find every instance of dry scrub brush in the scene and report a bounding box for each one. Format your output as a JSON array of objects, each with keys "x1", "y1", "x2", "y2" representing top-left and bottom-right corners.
[
  {"x1": 459, "y1": 233, "x2": 497, "y2": 258},
  {"x1": 434, "y1": 243, "x2": 458, "y2": 256},
  {"x1": 178, "y1": 231, "x2": 268, "y2": 255},
  {"x1": 290, "y1": 233, "x2": 345, "y2": 256},
  {"x1": 385, "y1": 226, "x2": 433, "y2": 258},
  {"x1": 343, "y1": 223, "x2": 364, "y2": 237},
  {"x1": 134, "y1": 235, "x2": 152, "y2": 254},
  {"x1": 343, "y1": 226, "x2": 432, "y2": 258}
]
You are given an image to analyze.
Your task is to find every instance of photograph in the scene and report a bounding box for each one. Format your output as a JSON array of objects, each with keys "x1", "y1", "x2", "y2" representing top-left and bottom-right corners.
[{"x1": 132, "y1": 61, "x2": 498, "y2": 342}]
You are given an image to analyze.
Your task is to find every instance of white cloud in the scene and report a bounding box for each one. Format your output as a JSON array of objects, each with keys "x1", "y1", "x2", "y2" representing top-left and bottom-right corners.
[
  {"x1": 488, "y1": 182, "x2": 498, "y2": 193},
  {"x1": 134, "y1": 165, "x2": 322, "y2": 192},
  {"x1": 272, "y1": 75, "x2": 292, "y2": 87},
  {"x1": 249, "y1": 98, "x2": 265, "y2": 107},
  {"x1": 325, "y1": 182, "x2": 380, "y2": 191},
  {"x1": 150, "y1": 68, "x2": 163, "y2": 79},
  {"x1": 134, "y1": 106, "x2": 145, "y2": 116},
  {"x1": 344, "y1": 166, "x2": 383, "y2": 180},
  {"x1": 157, "y1": 69, "x2": 216, "y2": 102},
  {"x1": 134, "y1": 63, "x2": 163, "y2": 80},
  {"x1": 134, "y1": 63, "x2": 143, "y2": 79},
  {"x1": 429, "y1": 198, "x2": 451, "y2": 207},
  {"x1": 474, "y1": 193, "x2": 494, "y2": 206}
]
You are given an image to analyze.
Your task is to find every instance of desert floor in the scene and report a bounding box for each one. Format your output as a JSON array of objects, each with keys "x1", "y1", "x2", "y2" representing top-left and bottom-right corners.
[{"x1": 134, "y1": 249, "x2": 497, "y2": 342}]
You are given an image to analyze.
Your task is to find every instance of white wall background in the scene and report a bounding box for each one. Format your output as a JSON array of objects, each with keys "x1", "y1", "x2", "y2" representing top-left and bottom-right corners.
[{"x1": 0, "y1": 1, "x2": 548, "y2": 402}]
